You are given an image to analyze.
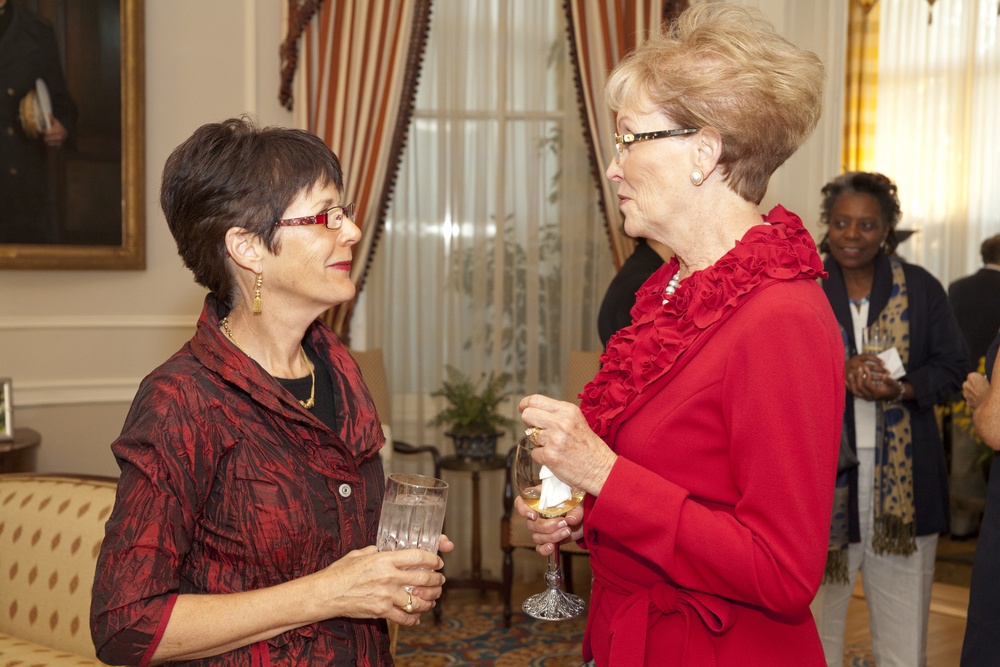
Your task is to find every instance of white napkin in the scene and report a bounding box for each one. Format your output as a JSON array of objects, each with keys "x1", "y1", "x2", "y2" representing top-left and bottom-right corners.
[
  {"x1": 877, "y1": 347, "x2": 906, "y2": 380},
  {"x1": 538, "y1": 465, "x2": 572, "y2": 511}
]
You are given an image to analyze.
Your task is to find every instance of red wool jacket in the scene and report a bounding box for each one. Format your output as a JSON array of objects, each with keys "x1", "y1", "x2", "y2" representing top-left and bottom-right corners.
[{"x1": 580, "y1": 208, "x2": 845, "y2": 666}]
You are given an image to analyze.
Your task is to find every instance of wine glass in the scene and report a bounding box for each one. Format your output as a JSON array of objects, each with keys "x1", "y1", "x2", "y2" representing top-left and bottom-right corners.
[{"x1": 514, "y1": 434, "x2": 586, "y2": 621}]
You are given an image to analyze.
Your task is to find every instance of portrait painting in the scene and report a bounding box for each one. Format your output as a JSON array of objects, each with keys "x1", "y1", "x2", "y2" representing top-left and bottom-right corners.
[{"x1": 0, "y1": 0, "x2": 144, "y2": 269}]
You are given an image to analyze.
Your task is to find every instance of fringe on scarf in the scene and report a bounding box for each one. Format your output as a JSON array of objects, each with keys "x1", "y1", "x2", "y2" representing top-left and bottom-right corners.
[
  {"x1": 823, "y1": 549, "x2": 850, "y2": 585},
  {"x1": 872, "y1": 514, "x2": 917, "y2": 556}
]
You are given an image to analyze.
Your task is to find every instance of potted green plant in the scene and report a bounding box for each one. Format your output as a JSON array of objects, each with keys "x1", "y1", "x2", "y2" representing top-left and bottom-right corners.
[{"x1": 429, "y1": 365, "x2": 515, "y2": 461}]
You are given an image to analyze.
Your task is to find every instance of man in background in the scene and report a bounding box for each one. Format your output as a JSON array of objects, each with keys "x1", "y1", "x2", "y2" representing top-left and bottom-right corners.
[
  {"x1": 947, "y1": 232, "x2": 1000, "y2": 538},
  {"x1": 950, "y1": 234, "x2": 1000, "y2": 366},
  {"x1": 0, "y1": 0, "x2": 77, "y2": 244},
  {"x1": 597, "y1": 238, "x2": 672, "y2": 348}
]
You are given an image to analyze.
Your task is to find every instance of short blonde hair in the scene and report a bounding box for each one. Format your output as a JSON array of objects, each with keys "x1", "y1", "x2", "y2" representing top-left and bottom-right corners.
[{"x1": 606, "y1": 4, "x2": 824, "y2": 204}]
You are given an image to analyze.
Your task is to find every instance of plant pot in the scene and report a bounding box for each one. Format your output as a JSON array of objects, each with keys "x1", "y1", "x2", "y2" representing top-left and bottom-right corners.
[{"x1": 447, "y1": 432, "x2": 501, "y2": 462}]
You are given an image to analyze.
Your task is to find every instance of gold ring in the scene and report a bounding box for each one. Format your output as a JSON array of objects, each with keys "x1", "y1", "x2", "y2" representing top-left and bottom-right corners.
[
  {"x1": 403, "y1": 591, "x2": 414, "y2": 613},
  {"x1": 525, "y1": 427, "x2": 542, "y2": 445}
]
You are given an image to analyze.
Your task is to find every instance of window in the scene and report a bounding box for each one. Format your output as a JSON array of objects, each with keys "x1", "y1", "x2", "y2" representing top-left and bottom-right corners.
[{"x1": 358, "y1": 0, "x2": 613, "y2": 441}]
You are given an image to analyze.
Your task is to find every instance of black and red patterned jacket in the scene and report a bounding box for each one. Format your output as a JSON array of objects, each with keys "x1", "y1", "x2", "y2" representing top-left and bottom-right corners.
[{"x1": 91, "y1": 294, "x2": 390, "y2": 666}]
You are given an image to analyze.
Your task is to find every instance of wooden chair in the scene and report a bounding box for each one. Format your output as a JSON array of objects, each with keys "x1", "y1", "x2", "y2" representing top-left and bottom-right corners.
[
  {"x1": 499, "y1": 349, "x2": 603, "y2": 627},
  {"x1": 349, "y1": 348, "x2": 442, "y2": 480}
]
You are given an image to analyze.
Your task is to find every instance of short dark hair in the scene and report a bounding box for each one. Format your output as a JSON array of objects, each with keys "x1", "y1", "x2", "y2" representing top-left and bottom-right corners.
[
  {"x1": 981, "y1": 233, "x2": 1000, "y2": 265},
  {"x1": 818, "y1": 171, "x2": 902, "y2": 255},
  {"x1": 160, "y1": 116, "x2": 344, "y2": 303}
]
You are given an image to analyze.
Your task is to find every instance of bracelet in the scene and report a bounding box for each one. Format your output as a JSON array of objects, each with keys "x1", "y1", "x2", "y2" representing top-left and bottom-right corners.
[{"x1": 890, "y1": 380, "x2": 905, "y2": 403}]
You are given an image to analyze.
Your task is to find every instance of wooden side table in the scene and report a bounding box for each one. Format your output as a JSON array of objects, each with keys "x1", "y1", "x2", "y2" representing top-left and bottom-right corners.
[
  {"x1": 0, "y1": 427, "x2": 41, "y2": 474},
  {"x1": 440, "y1": 454, "x2": 506, "y2": 599}
]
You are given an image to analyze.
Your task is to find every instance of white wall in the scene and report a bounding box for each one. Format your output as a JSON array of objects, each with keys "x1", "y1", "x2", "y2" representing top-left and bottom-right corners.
[
  {"x1": 742, "y1": 0, "x2": 848, "y2": 234},
  {"x1": 0, "y1": 0, "x2": 297, "y2": 476}
]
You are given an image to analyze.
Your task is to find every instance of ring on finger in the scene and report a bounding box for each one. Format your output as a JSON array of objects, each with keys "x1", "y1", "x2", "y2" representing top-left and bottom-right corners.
[
  {"x1": 403, "y1": 590, "x2": 414, "y2": 613},
  {"x1": 525, "y1": 426, "x2": 543, "y2": 446}
]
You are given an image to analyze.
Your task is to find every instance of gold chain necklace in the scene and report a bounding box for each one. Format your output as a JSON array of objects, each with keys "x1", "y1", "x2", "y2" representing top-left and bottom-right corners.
[{"x1": 219, "y1": 317, "x2": 315, "y2": 409}]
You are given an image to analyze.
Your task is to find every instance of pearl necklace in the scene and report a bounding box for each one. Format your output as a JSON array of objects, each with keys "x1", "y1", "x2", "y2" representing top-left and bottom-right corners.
[
  {"x1": 219, "y1": 317, "x2": 315, "y2": 409},
  {"x1": 662, "y1": 272, "x2": 682, "y2": 305}
]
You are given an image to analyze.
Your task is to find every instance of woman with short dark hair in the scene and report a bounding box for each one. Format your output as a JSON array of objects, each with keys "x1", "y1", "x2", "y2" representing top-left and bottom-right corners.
[{"x1": 91, "y1": 117, "x2": 451, "y2": 666}]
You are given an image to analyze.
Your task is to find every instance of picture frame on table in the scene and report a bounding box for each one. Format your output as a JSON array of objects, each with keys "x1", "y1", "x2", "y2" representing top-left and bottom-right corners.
[{"x1": 0, "y1": 378, "x2": 13, "y2": 441}]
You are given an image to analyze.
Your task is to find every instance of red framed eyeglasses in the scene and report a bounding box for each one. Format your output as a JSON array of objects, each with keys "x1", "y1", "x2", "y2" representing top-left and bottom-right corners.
[{"x1": 274, "y1": 202, "x2": 356, "y2": 230}]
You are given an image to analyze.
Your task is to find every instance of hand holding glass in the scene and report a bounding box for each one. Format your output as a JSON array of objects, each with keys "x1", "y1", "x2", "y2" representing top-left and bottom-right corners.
[
  {"x1": 376, "y1": 473, "x2": 449, "y2": 554},
  {"x1": 514, "y1": 434, "x2": 585, "y2": 621},
  {"x1": 862, "y1": 324, "x2": 891, "y2": 385}
]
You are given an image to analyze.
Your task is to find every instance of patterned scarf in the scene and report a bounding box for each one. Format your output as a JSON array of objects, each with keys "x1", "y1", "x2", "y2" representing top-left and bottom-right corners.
[
  {"x1": 823, "y1": 256, "x2": 915, "y2": 584},
  {"x1": 872, "y1": 257, "x2": 915, "y2": 555}
]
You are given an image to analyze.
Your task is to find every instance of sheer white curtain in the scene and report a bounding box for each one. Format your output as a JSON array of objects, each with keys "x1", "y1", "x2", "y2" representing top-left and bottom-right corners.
[
  {"x1": 871, "y1": 0, "x2": 1000, "y2": 283},
  {"x1": 358, "y1": 0, "x2": 614, "y2": 451}
]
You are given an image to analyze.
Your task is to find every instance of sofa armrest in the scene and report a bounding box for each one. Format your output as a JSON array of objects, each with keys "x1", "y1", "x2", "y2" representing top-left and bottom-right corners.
[{"x1": 0, "y1": 474, "x2": 118, "y2": 661}]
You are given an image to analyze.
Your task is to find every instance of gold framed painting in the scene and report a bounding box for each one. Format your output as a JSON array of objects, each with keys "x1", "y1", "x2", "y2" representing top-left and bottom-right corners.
[{"x1": 0, "y1": 0, "x2": 145, "y2": 270}]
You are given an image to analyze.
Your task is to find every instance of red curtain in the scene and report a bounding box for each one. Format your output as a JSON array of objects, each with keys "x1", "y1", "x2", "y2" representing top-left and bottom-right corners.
[
  {"x1": 563, "y1": 0, "x2": 678, "y2": 268},
  {"x1": 279, "y1": 0, "x2": 433, "y2": 342}
]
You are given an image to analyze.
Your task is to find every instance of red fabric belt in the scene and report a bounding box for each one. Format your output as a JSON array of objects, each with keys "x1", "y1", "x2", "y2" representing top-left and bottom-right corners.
[{"x1": 594, "y1": 559, "x2": 735, "y2": 666}]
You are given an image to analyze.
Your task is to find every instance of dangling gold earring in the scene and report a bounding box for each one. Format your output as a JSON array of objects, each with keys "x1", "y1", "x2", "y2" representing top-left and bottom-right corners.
[
  {"x1": 252, "y1": 273, "x2": 263, "y2": 315},
  {"x1": 690, "y1": 169, "x2": 704, "y2": 186}
]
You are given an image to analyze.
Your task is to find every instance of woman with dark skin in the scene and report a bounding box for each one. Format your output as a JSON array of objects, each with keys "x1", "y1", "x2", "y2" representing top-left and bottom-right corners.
[{"x1": 811, "y1": 171, "x2": 967, "y2": 667}]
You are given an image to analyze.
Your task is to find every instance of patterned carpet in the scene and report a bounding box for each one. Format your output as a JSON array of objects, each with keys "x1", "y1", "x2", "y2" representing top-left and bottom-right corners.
[
  {"x1": 395, "y1": 601, "x2": 875, "y2": 667},
  {"x1": 395, "y1": 601, "x2": 587, "y2": 667}
]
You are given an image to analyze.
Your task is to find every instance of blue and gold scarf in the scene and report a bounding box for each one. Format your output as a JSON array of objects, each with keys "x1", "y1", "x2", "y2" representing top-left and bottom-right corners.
[
  {"x1": 871, "y1": 256, "x2": 916, "y2": 555},
  {"x1": 824, "y1": 256, "x2": 915, "y2": 584}
]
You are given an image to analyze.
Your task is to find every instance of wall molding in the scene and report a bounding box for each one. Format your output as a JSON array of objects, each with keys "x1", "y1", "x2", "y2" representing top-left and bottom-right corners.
[
  {"x1": 0, "y1": 315, "x2": 196, "y2": 331},
  {"x1": 14, "y1": 379, "x2": 140, "y2": 407}
]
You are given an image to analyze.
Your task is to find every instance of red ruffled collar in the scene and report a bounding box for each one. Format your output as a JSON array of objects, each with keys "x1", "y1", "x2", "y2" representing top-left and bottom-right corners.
[{"x1": 580, "y1": 205, "x2": 826, "y2": 438}]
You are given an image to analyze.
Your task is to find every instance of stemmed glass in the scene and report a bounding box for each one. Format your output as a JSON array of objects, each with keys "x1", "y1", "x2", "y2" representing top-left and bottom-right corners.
[{"x1": 514, "y1": 434, "x2": 586, "y2": 620}]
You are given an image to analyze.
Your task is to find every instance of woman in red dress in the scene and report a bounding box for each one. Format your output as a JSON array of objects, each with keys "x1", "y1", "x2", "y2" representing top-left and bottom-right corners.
[{"x1": 516, "y1": 5, "x2": 843, "y2": 665}]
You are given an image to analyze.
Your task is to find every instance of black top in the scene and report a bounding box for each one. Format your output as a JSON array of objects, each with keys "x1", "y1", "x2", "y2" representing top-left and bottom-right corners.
[
  {"x1": 986, "y1": 330, "x2": 999, "y2": 378},
  {"x1": 597, "y1": 242, "x2": 666, "y2": 347},
  {"x1": 961, "y1": 328, "x2": 1000, "y2": 665},
  {"x1": 277, "y1": 345, "x2": 339, "y2": 432}
]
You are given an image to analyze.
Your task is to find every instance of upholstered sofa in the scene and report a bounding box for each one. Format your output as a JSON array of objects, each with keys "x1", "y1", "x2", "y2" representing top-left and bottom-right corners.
[{"x1": 0, "y1": 474, "x2": 118, "y2": 666}]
